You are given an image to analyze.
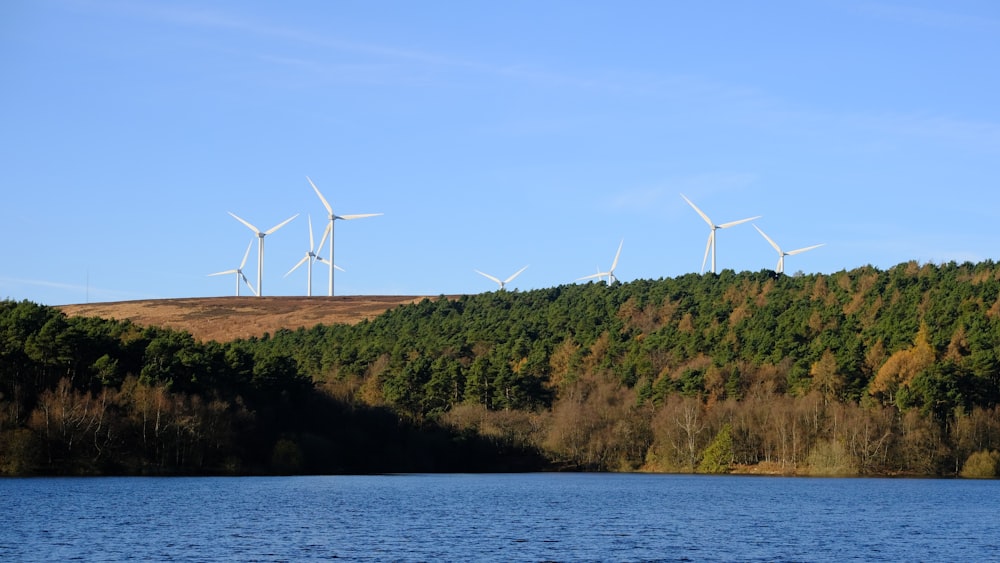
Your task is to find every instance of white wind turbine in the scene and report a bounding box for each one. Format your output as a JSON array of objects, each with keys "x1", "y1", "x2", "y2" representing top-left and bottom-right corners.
[
  {"x1": 753, "y1": 224, "x2": 824, "y2": 275},
  {"x1": 285, "y1": 215, "x2": 344, "y2": 296},
  {"x1": 475, "y1": 265, "x2": 529, "y2": 291},
  {"x1": 307, "y1": 176, "x2": 382, "y2": 297},
  {"x1": 681, "y1": 193, "x2": 761, "y2": 274},
  {"x1": 577, "y1": 239, "x2": 623, "y2": 285},
  {"x1": 208, "y1": 240, "x2": 257, "y2": 296},
  {"x1": 228, "y1": 211, "x2": 298, "y2": 297}
]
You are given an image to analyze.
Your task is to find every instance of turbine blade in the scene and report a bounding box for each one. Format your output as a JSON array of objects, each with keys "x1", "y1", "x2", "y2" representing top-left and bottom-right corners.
[
  {"x1": 681, "y1": 193, "x2": 714, "y2": 228},
  {"x1": 228, "y1": 212, "x2": 261, "y2": 234},
  {"x1": 701, "y1": 232, "x2": 713, "y2": 274},
  {"x1": 504, "y1": 265, "x2": 529, "y2": 284},
  {"x1": 208, "y1": 269, "x2": 238, "y2": 277},
  {"x1": 577, "y1": 272, "x2": 609, "y2": 282},
  {"x1": 610, "y1": 239, "x2": 624, "y2": 271},
  {"x1": 241, "y1": 273, "x2": 258, "y2": 296},
  {"x1": 787, "y1": 243, "x2": 825, "y2": 256},
  {"x1": 265, "y1": 213, "x2": 299, "y2": 235},
  {"x1": 719, "y1": 215, "x2": 762, "y2": 229},
  {"x1": 316, "y1": 255, "x2": 345, "y2": 272},
  {"x1": 307, "y1": 176, "x2": 333, "y2": 215},
  {"x1": 317, "y1": 222, "x2": 332, "y2": 251},
  {"x1": 475, "y1": 270, "x2": 503, "y2": 285},
  {"x1": 340, "y1": 213, "x2": 383, "y2": 220},
  {"x1": 753, "y1": 224, "x2": 783, "y2": 254},
  {"x1": 240, "y1": 240, "x2": 254, "y2": 269},
  {"x1": 307, "y1": 215, "x2": 315, "y2": 251},
  {"x1": 285, "y1": 255, "x2": 309, "y2": 277}
]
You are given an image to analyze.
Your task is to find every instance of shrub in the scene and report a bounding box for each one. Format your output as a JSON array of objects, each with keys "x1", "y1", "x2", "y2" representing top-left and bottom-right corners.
[
  {"x1": 804, "y1": 439, "x2": 857, "y2": 477},
  {"x1": 959, "y1": 450, "x2": 999, "y2": 479},
  {"x1": 697, "y1": 423, "x2": 734, "y2": 474}
]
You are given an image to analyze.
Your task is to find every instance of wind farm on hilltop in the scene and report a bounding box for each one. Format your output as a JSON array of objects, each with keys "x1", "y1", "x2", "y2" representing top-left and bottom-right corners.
[
  {"x1": 208, "y1": 181, "x2": 825, "y2": 302},
  {"x1": 52, "y1": 184, "x2": 831, "y2": 341}
]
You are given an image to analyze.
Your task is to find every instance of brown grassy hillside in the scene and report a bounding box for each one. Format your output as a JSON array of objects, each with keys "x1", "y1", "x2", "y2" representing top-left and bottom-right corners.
[{"x1": 58, "y1": 295, "x2": 451, "y2": 342}]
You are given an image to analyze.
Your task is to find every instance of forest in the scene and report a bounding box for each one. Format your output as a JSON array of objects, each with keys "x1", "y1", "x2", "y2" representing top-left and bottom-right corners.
[{"x1": 2, "y1": 260, "x2": 1000, "y2": 477}]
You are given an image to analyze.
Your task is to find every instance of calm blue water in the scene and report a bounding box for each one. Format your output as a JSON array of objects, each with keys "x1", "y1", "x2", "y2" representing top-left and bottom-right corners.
[{"x1": 1, "y1": 473, "x2": 997, "y2": 562}]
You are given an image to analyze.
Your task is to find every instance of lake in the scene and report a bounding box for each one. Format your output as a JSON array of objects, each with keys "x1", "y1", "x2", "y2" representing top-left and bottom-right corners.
[{"x1": 1, "y1": 473, "x2": 997, "y2": 561}]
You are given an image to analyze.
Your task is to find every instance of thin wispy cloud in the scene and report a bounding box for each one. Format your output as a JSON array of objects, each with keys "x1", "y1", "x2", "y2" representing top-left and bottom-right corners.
[
  {"x1": 1, "y1": 277, "x2": 84, "y2": 292},
  {"x1": 72, "y1": 1, "x2": 1000, "y2": 146},
  {"x1": 255, "y1": 54, "x2": 407, "y2": 86},
  {"x1": 857, "y1": 112, "x2": 1000, "y2": 153},
  {"x1": 118, "y1": 3, "x2": 486, "y2": 70},
  {"x1": 610, "y1": 173, "x2": 760, "y2": 216},
  {"x1": 667, "y1": 173, "x2": 760, "y2": 201},
  {"x1": 610, "y1": 187, "x2": 668, "y2": 212},
  {"x1": 859, "y1": 2, "x2": 1000, "y2": 31},
  {"x1": 103, "y1": 2, "x2": 735, "y2": 99},
  {"x1": 0, "y1": 277, "x2": 149, "y2": 303}
]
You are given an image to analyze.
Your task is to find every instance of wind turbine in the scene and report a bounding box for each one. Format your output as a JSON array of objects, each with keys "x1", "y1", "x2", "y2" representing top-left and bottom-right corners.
[
  {"x1": 474, "y1": 265, "x2": 529, "y2": 291},
  {"x1": 753, "y1": 224, "x2": 824, "y2": 275},
  {"x1": 285, "y1": 215, "x2": 344, "y2": 296},
  {"x1": 228, "y1": 211, "x2": 298, "y2": 297},
  {"x1": 577, "y1": 239, "x2": 623, "y2": 285},
  {"x1": 208, "y1": 240, "x2": 257, "y2": 296},
  {"x1": 681, "y1": 193, "x2": 761, "y2": 274},
  {"x1": 307, "y1": 176, "x2": 382, "y2": 296}
]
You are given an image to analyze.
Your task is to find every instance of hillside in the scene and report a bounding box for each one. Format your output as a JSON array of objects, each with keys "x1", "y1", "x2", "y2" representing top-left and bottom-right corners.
[
  {"x1": 58, "y1": 295, "x2": 452, "y2": 342},
  {"x1": 8, "y1": 262, "x2": 999, "y2": 477}
]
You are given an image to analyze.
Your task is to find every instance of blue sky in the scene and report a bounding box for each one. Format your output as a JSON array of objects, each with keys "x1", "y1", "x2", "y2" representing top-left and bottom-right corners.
[{"x1": 3, "y1": 1, "x2": 999, "y2": 305}]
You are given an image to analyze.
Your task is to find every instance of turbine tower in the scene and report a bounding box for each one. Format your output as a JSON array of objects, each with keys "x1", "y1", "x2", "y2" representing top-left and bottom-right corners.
[
  {"x1": 285, "y1": 215, "x2": 344, "y2": 296},
  {"x1": 228, "y1": 211, "x2": 298, "y2": 297},
  {"x1": 753, "y1": 224, "x2": 824, "y2": 275},
  {"x1": 577, "y1": 239, "x2": 623, "y2": 285},
  {"x1": 307, "y1": 176, "x2": 382, "y2": 297},
  {"x1": 681, "y1": 193, "x2": 760, "y2": 274},
  {"x1": 474, "y1": 265, "x2": 528, "y2": 291},
  {"x1": 208, "y1": 240, "x2": 257, "y2": 296}
]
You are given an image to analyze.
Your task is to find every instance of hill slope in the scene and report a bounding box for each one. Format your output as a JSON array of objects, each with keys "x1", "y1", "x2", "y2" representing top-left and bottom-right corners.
[
  {"x1": 8, "y1": 262, "x2": 999, "y2": 476},
  {"x1": 58, "y1": 295, "x2": 451, "y2": 342}
]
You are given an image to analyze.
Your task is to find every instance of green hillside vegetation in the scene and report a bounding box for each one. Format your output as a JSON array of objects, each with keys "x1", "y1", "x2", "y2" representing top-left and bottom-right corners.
[{"x1": 2, "y1": 260, "x2": 1000, "y2": 477}]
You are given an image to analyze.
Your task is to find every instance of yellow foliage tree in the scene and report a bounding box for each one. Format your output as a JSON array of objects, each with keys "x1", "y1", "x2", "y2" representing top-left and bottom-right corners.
[
  {"x1": 810, "y1": 349, "x2": 843, "y2": 404},
  {"x1": 869, "y1": 323, "x2": 935, "y2": 404},
  {"x1": 548, "y1": 337, "x2": 580, "y2": 391}
]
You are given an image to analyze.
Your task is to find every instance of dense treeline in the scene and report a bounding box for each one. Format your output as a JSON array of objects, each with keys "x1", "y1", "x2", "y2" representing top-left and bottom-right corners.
[
  {"x1": 3, "y1": 260, "x2": 1000, "y2": 476},
  {"x1": 0, "y1": 300, "x2": 543, "y2": 475}
]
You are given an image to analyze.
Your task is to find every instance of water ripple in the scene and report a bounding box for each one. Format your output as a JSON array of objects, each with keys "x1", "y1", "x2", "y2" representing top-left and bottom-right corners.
[{"x1": 1, "y1": 474, "x2": 998, "y2": 561}]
